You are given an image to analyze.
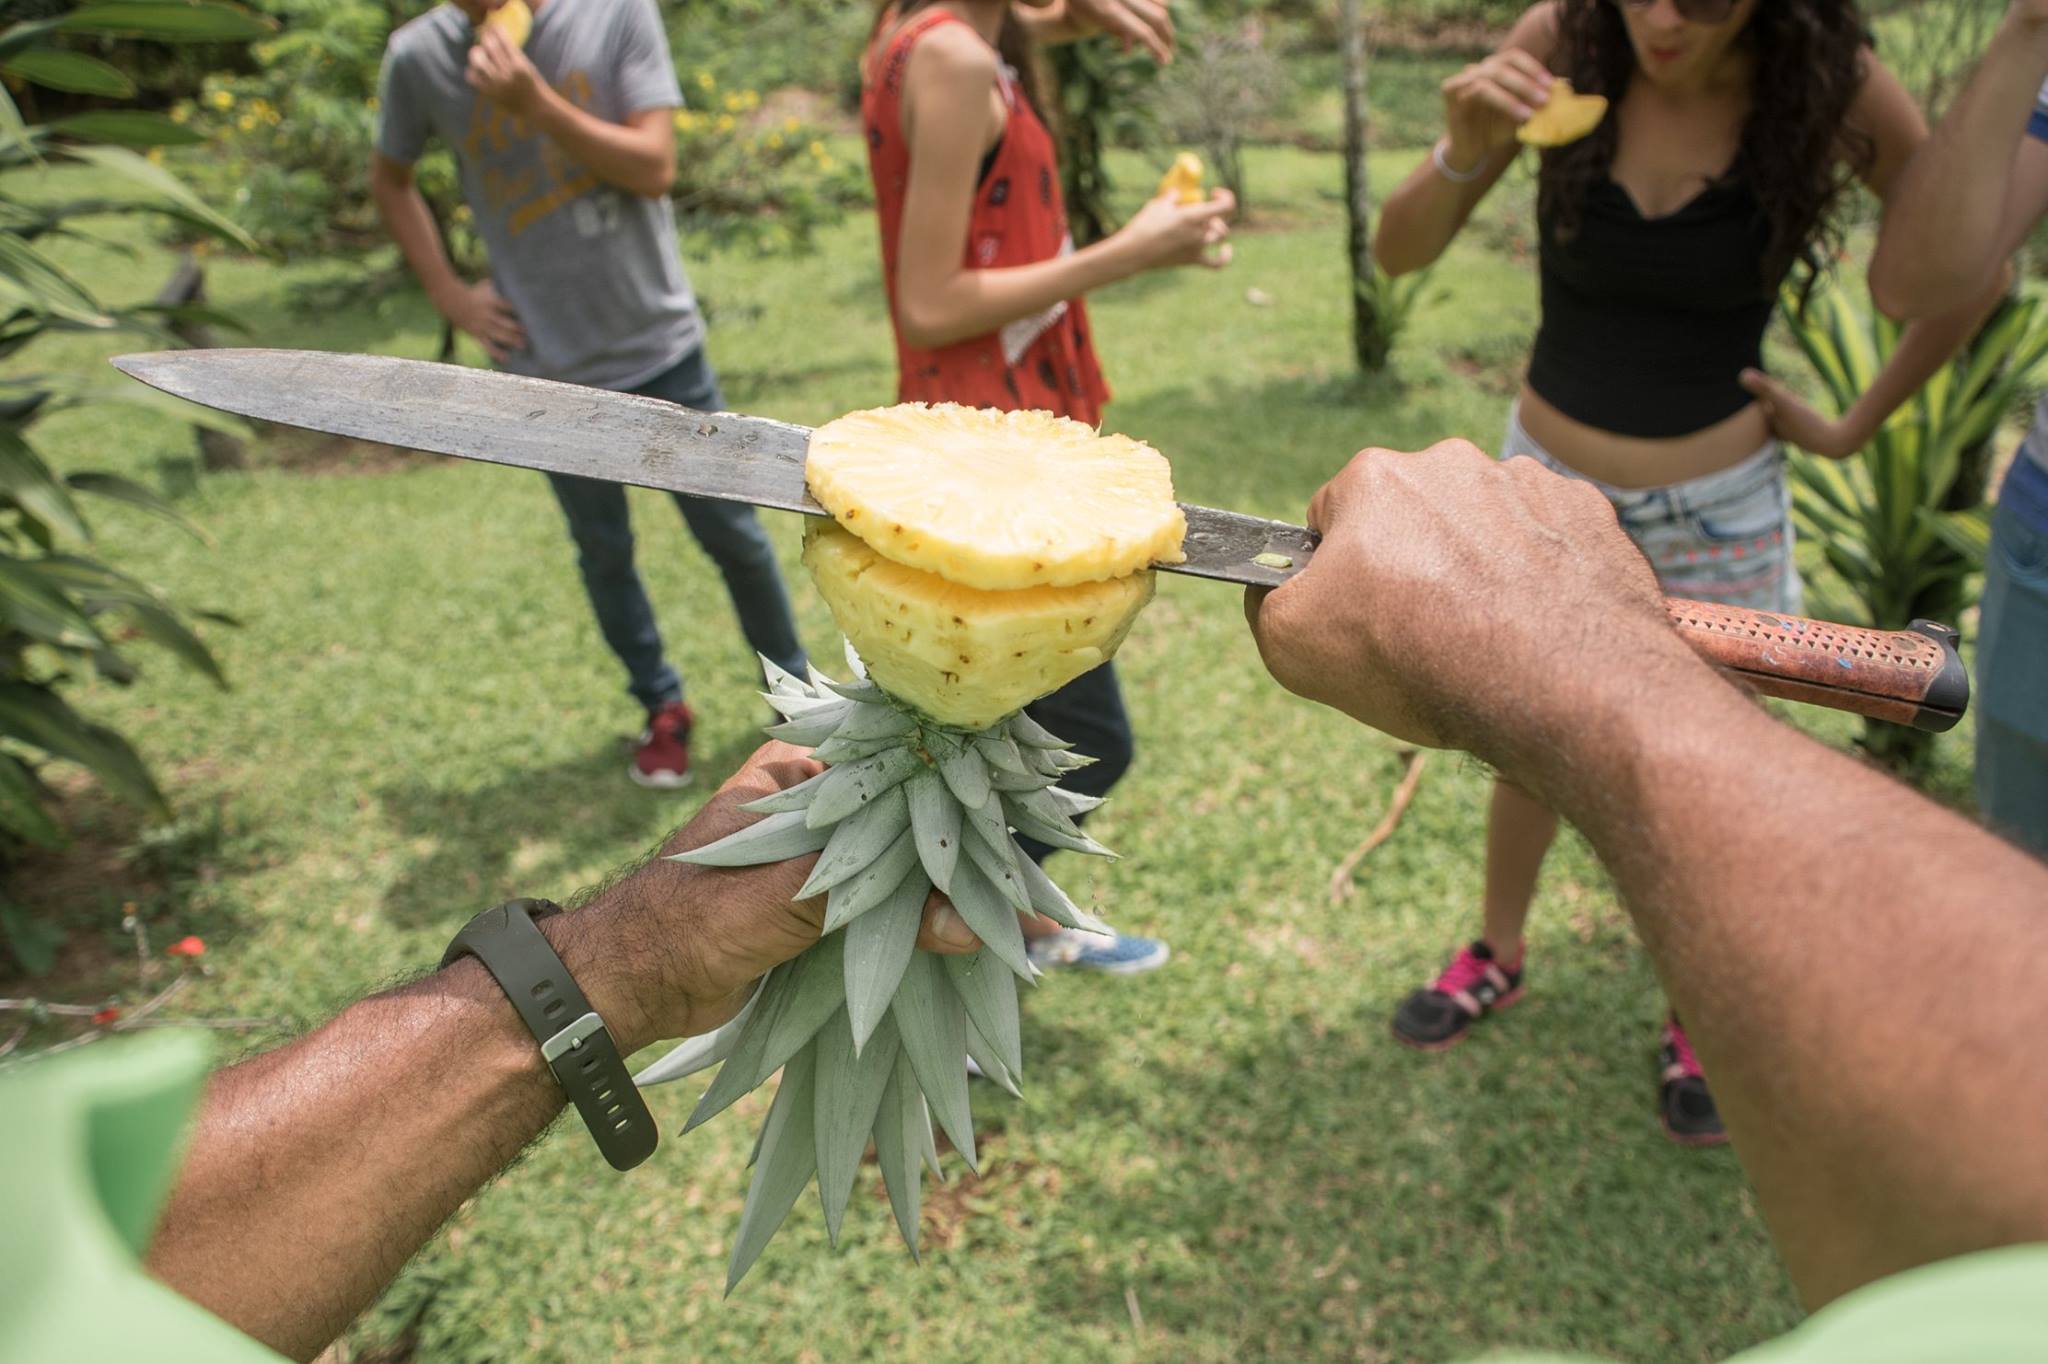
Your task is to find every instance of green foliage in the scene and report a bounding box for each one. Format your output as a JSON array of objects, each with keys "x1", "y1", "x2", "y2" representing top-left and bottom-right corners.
[
  {"x1": 1778, "y1": 280, "x2": 2048, "y2": 767},
  {"x1": 669, "y1": 75, "x2": 868, "y2": 257},
  {"x1": 1352, "y1": 262, "x2": 1434, "y2": 373},
  {"x1": 0, "y1": 0, "x2": 245, "y2": 969}
]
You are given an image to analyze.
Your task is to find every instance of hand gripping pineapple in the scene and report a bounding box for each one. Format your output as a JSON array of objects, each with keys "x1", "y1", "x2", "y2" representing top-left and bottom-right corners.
[{"x1": 637, "y1": 404, "x2": 1184, "y2": 1287}]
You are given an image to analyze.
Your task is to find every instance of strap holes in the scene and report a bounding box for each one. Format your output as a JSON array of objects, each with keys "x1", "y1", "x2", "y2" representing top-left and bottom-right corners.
[
  {"x1": 614, "y1": 1118, "x2": 631, "y2": 1131},
  {"x1": 544, "y1": 998, "x2": 566, "y2": 1018},
  {"x1": 529, "y1": 981, "x2": 551, "y2": 999}
]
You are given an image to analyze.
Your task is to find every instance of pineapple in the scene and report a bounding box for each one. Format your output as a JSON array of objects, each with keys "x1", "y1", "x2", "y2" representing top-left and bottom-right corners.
[
  {"x1": 480, "y1": 0, "x2": 532, "y2": 46},
  {"x1": 803, "y1": 521, "x2": 1153, "y2": 730},
  {"x1": 1516, "y1": 78, "x2": 1608, "y2": 147},
  {"x1": 1157, "y1": 151, "x2": 1206, "y2": 205},
  {"x1": 637, "y1": 405, "x2": 1182, "y2": 1288},
  {"x1": 805, "y1": 403, "x2": 1186, "y2": 590}
]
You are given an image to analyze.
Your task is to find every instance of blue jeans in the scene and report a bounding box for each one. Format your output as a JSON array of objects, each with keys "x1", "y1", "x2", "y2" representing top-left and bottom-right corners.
[
  {"x1": 1015, "y1": 661, "x2": 1134, "y2": 866},
  {"x1": 545, "y1": 347, "x2": 806, "y2": 711},
  {"x1": 1977, "y1": 460, "x2": 2048, "y2": 859}
]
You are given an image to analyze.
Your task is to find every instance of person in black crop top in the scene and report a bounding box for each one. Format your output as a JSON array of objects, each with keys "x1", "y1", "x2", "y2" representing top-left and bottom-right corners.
[{"x1": 1368, "y1": 0, "x2": 2008, "y2": 1147}]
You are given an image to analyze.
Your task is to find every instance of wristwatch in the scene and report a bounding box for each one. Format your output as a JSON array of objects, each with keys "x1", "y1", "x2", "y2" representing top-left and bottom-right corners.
[{"x1": 441, "y1": 898, "x2": 658, "y2": 1171}]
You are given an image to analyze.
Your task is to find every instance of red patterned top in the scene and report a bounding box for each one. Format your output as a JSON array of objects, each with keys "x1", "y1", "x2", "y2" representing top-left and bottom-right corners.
[{"x1": 861, "y1": 8, "x2": 1111, "y2": 424}]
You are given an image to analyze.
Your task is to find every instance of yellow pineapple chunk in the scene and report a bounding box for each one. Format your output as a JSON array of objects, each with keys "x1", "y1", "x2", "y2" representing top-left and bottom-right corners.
[
  {"x1": 1516, "y1": 79, "x2": 1608, "y2": 147},
  {"x1": 805, "y1": 403, "x2": 1187, "y2": 591},
  {"x1": 481, "y1": 0, "x2": 532, "y2": 47},
  {"x1": 803, "y1": 521, "x2": 1153, "y2": 729},
  {"x1": 1157, "y1": 152, "x2": 1205, "y2": 205}
]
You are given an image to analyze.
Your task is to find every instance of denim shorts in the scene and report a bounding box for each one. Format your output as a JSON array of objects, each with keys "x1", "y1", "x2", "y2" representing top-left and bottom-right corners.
[
  {"x1": 1976, "y1": 458, "x2": 2048, "y2": 858},
  {"x1": 1502, "y1": 405, "x2": 1803, "y2": 614}
]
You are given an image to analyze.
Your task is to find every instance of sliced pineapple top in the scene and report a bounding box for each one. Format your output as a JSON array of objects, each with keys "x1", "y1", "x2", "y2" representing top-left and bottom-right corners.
[{"x1": 806, "y1": 403, "x2": 1187, "y2": 592}]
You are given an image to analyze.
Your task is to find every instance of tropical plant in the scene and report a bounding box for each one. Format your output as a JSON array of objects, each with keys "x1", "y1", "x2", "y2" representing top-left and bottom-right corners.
[
  {"x1": 1778, "y1": 280, "x2": 2048, "y2": 769},
  {"x1": 0, "y1": 0, "x2": 260, "y2": 971}
]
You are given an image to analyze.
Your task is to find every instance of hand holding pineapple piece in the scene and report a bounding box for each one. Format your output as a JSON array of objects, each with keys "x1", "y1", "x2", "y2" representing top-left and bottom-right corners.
[
  {"x1": 479, "y1": 0, "x2": 532, "y2": 47},
  {"x1": 639, "y1": 404, "x2": 1183, "y2": 1287}
]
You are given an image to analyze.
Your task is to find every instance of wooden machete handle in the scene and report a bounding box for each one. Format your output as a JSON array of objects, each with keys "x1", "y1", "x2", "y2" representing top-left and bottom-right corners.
[{"x1": 1664, "y1": 601, "x2": 1970, "y2": 734}]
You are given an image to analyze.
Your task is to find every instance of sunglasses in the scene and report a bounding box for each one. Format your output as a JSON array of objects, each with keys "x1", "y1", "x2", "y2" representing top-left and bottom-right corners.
[{"x1": 1611, "y1": 0, "x2": 1740, "y2": 23}]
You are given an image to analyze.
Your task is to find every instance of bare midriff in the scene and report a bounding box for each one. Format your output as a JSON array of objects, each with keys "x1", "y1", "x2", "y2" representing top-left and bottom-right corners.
[{"x1": 1516, "y1": 384, "x2": 1773, "y2": 490}]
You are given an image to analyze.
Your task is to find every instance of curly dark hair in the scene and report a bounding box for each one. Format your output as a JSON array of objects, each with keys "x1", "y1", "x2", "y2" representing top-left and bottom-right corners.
[{"x1": 1538, "y1": 0, "x2": 1875, "y2": 308}]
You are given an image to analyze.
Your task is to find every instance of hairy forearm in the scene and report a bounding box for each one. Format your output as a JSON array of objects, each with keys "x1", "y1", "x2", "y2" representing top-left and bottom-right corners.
[
  {"x1": 1871, "y1": 10, "x2": 2048, "y2": 318},
  {"x1": 1524, "y1": 661, "x2": 2048, "y2": 1307},
  {"x1": 1842, "y1": 269, "x2": 2010, "y2": 440},
  {"x1": 372, "y1": 174, "x2": 464, "y2": 309},
  {"x1": 146, "y1": 956, "x2": 565, "y2": 1360},
  {"x1": 528, "y1": 91, "x2": 672, "y2": 198},
  {"x1": 899, "y1": 236, "x2": 1141, "y2": 348}
]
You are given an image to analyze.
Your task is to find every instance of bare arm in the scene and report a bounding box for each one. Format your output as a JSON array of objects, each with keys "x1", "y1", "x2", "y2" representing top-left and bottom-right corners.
[
  {"x1": 1247, "y1": 446, "x2": 2048, "y2": 1310},
  {"x1": 1870, "y1": 1, "x2": 2048, "y2": 320},
  {"x1": 892, "y1": 22, "x2": 1231, "y2": 350},
  {"x1": 1373, "y1": 3, "x2": 1557, "y2": 276},
  {"x1": 369, "y1": 153, "x2": 528, "y2": 362},
  {"x1": 145, "y1": 748, "x2": 979, "y2": 1362},
  {"x1": 1015, "y1": 0, "x2": 1174, "y2": 61},
  {"x1": 466, "y1": 28, "x2": 674, "y2": 198},
  {"x1": 1745, "y1": 57, "x2": 2014, "y2": 458}
]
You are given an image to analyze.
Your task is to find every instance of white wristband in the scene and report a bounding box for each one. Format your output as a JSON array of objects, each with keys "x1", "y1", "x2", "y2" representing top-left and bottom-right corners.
[{"x1": 1432, "y1": 138, "x2": 1487, "y2": 184}]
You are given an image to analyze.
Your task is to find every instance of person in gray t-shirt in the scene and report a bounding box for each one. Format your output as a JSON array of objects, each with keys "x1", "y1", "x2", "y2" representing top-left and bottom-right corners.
[{"x1": 371, "y1": 0, "x2": 805, "y2": 788}]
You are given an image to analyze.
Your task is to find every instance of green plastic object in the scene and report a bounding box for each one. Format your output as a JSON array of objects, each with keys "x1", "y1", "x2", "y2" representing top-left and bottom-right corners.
[{"x1": 0, "y1": 1031, "x2": 284, "y2": 1363}]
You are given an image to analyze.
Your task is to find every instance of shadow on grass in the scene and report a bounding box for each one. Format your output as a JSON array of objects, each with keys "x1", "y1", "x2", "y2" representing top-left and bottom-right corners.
[
  {"x1": 991, "y1": 987, "x2": 1787, "y2": 1362},
  {"x1": 370, "y1": 728, "x2": 767, "y2": 928}
]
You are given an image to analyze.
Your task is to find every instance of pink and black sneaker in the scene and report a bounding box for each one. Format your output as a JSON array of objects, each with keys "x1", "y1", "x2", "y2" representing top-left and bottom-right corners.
[
  {"x1": 1658, "y1": 1016, "x2": 1728, "y2": 1147},
  {"x1": 630, "y1": 700, "x2": 694, "y2": 789},
  {"x1": 1391, "y1": 939, "x2": 1525, "y2": 1051}
]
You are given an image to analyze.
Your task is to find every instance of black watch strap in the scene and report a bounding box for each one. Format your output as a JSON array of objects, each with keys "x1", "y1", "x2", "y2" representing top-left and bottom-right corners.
[{"x1": 441, "y1": 898, "x2": 658, "y2": 1171}]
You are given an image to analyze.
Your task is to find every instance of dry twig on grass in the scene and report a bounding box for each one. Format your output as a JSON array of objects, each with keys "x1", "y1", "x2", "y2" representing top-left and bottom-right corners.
[{"x1": 1328, "y1": 749, "x2": 1428, "y2": 903}]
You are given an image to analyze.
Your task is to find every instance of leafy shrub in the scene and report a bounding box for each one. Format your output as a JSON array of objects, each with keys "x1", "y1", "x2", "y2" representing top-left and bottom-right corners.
[{"x1": 0, "y1": 1, "x2": 253, "y2": 970}]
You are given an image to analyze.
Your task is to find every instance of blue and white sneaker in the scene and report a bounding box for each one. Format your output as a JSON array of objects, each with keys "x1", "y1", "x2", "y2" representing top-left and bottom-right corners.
[{"x1": 1026, "y1": 927, "x2": 1170, "y2": 976}]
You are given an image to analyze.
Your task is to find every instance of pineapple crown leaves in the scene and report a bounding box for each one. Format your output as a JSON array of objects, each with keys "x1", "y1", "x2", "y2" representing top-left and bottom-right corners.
[{"x1": 636, "y1": 655, "x2": 1119, "y2": 1287}]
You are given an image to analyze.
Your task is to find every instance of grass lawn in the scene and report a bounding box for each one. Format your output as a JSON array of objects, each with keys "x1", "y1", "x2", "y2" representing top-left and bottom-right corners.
[{"x1": 7, "y1": 135, "x2": 1979, "y2": 1362}]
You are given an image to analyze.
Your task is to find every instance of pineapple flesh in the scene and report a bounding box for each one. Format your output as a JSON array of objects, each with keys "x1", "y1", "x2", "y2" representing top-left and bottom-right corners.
[
  {"x1": 639, "y1": 404, "x2": 1182, "y2": 1289},
  {"x1": 805, "y1": 403, "x2": 1187, "y2": 591},
  {"x1": 803, "y1": 521, "x2": 1153, "y2": 730},
  {"x1": 1516, "y1": 78, "x2": 1608, "y2": 147}
]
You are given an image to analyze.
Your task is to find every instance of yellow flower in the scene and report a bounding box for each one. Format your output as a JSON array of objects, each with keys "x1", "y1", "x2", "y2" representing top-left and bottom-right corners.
[
  {"x1": 783, "y1": 116, "x2": 799, "y2": 133},
  {"x1": 146, "y1": 148, "x2": 164, "y2": 164},
  {"x1": 169, "y1": 105, "x2": 190, "y2": 124},
  {"x1": 237, "y1": 114, "x2": 256, "y2": 132},
  {"x1": 695, "y1": 69, "x2": 715, "y2": 92},
  {"x1": 722, "y1": 91, "x2": 743, "y2": 112},
  {"x1": 453, "y1": 204, "x2": 473, "y2": 222},
  {"x1": 808, "y1": 139, "x2": 825, "y2": 158},
  {"x1": 715, "y1": 113, "x2": 735, "y2": 134},
  {"x1": 742, "y1": 89, "x2": 759, "y2": 111},
  {"x1": 208, "y1": 88, "x2": 234, "y2": 110},
  {"x1": 765, "y1": 131, "x2": 783, "y2": 150}
]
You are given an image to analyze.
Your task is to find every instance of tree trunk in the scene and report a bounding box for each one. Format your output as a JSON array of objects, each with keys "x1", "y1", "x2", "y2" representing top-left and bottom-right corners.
[{"x1": 1338, "y1": 0, "x2": 1386, "y2": 372}]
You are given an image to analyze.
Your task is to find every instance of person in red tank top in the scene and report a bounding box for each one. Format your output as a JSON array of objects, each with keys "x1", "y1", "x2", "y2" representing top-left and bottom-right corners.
[{"x1": 861, "y1": 0, "x2": 1232, "y2": 976}]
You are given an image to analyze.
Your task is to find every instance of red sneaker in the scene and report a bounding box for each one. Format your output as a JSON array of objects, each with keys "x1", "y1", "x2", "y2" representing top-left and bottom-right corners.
[{"x1": 631, "y1": 701, "x2": 694, "y2": 789}]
